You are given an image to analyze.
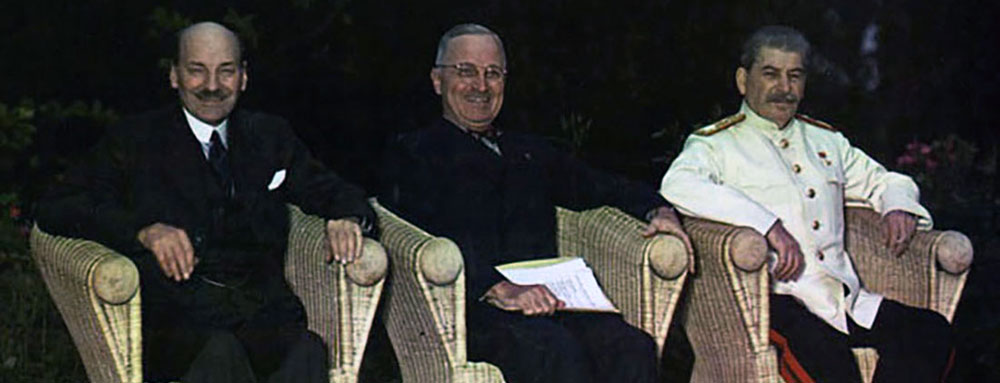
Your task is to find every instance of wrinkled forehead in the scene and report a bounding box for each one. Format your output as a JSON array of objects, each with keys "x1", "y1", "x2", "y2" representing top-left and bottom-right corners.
[
  {"x1": 441, "y1": 35, "x2": 505, "y2": 66},
  {"x1": 752, "y1": 47, "x2": 805, "y2": 71}
]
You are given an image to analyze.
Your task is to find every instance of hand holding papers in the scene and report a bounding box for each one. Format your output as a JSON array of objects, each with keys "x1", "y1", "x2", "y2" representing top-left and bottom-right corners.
[{"x1": 495, "y1": 257, "x2": 618, "y2": 313}]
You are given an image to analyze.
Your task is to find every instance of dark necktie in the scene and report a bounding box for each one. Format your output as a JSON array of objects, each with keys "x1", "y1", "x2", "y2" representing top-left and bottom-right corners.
[
  {"x1": 209, "y1": 130, "x2": 233, "y2": 197},
  {"x1": 467, "y1": 127, "x2": 502, "y2": 155}
]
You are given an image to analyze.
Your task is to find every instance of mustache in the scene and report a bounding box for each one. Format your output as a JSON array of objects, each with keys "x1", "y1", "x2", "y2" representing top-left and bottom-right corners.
[
  {"x1": 766, "y1": 92, "x2": 799, "y2": 104},
  {"x1": 194, "y1": 88, "x2": 232, "y2": 102}
]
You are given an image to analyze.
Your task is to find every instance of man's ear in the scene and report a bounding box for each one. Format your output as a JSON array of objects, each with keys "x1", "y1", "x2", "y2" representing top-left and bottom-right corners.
[
  {"x1": 735, "y1": 67, "x2": 748, "y2": 96},
  {"x1": 169, "y1": 64, "x2": 180, "y2": 89},
  {"x1": 240, "y1": 61, "x2": 249, "y2": 91},
  {"x1": 430, "y1": 68, "x2": 443, "y2": 95}
]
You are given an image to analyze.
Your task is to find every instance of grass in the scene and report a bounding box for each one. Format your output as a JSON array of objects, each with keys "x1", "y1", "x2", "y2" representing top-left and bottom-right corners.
[{"x1": 0, "y1": 252, "x2": 86, "y2": 383}]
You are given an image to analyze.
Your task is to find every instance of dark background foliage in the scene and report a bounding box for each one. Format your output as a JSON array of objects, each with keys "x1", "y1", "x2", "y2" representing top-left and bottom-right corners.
[{"x1": 2, "y1": 0, "x2": 999, "y2": 381}]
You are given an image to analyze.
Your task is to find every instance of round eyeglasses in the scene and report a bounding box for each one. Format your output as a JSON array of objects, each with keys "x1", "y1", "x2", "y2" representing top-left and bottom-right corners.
[{"x1": 435, "y1": 63, "x2": 508, "y2": 81}]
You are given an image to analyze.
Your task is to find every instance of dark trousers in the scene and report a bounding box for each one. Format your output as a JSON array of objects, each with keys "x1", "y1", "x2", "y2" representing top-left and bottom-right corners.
[
  {"x1": 770, "y1": 294, "x2": 953, "y2": 383},
  {"x1": 178, "y1": 329, "x2": 328, "y2": 383},
  {"x1": 467, "y1": 305, "x2": 658, "y2": 383},
  {"x1": 136, "y1": 255, "x2": 328, "y2": 383}
]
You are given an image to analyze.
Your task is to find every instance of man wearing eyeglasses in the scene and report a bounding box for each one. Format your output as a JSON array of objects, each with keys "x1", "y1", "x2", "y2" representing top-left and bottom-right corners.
[{"x1": 380, "y1": 23, "x2": 689, "y2": 383}]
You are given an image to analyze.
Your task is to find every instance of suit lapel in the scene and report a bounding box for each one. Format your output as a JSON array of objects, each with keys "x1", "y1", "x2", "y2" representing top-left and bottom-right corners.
[{"x1": 226, "y1": 110, "x2": 273, "y2": 197}]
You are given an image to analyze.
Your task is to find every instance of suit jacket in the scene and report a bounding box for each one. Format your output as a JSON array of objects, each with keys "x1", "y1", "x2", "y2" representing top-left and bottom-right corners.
[
  {"x1": 37, "y1": 104, "x2": 374, "y2": 328},
  {"x1": 380, "y1": 118, "x2": 667, "y2": 304},
  {"x1": 660, "y1": 102, "x2": 931, "y2": 333}
]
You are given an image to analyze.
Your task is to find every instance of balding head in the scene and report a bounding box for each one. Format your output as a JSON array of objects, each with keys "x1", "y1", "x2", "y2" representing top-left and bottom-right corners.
[
  {"x1": 175, "y1": 22, "x2": 243, "y2": 66},
  {"x1": 169, "y1": 21, "x2": 247, "y2": 125}
]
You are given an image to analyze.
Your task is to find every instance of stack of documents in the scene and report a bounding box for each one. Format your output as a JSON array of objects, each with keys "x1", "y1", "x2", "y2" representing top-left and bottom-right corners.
[{"x1": 495, "y1": 257, "x2": 618, "y2": 313}]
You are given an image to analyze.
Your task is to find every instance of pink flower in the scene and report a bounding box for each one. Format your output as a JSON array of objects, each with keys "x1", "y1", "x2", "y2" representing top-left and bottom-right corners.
[
  {"x1": 896, "y1": 154, "x2": 917, "y2": 166},
  {"x1": 919, "y1": 143, "x2": 932, "y2": 155}
]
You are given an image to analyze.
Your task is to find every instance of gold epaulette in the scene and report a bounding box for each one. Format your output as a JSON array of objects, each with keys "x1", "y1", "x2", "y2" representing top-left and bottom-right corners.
[
  {"x1": 796, "y1": 114, "x2": 837, "y2": 132},
  {"x1": 694, "y1": 113, "x2": 745, "y2": 136}
]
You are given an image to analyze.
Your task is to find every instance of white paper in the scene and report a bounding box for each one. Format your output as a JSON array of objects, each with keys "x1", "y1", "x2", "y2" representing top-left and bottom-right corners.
[{"x1": 496, "y1": 257, "x2": 618, "y2": 313}]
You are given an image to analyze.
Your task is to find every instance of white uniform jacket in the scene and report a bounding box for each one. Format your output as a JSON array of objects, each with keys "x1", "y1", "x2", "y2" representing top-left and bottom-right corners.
[{"x1": 660, "y1": 103, "x2": 931, "y2": 333}]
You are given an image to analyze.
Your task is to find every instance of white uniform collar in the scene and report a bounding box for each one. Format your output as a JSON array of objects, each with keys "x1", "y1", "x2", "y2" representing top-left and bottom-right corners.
[
  {"x1": 182, "y1": 107, "x2": 229, "y2": 147},
  {"x1": 739, "y1": 101, "x2": 798, "y2": 140},
  {"x1": 739, "y1": 101, "x2": 800, "y2": 131}
]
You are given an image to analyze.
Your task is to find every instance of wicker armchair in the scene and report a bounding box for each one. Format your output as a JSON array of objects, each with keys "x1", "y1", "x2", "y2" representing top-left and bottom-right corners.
[
  {"x1": 30, "y1": 205, "x2": 388, "y2": 383},
  {"x1": 371, "y1": 198, "x2": 691, "y2": 383},
  {"x1": 681, "y1": 206, "x2": 973, "y2": 383}
]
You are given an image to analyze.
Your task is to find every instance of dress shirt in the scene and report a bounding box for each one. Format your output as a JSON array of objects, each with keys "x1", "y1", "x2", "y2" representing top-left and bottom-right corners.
[
  {"x1": 450, "y1": 120, "x2": 503, "y2": 156},
  {"x1": 183, "y1": 107, "x2": 229, "y2": 159}
]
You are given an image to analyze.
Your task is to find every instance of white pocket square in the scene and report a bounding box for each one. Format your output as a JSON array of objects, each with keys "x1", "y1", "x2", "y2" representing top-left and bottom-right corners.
[{"x1": 267, "y1": 169, "x2": 287, "y2": 190}]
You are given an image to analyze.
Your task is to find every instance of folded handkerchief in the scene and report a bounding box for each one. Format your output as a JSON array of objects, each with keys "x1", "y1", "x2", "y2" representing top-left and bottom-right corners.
[{"x1": 268, "y1": 169, "x2": 287, "y2": 190}]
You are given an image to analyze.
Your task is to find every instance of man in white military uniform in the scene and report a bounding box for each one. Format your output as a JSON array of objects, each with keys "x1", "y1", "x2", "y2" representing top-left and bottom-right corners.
[{"x1": 660, "y1": 25, "x2": 952, "y2": 382}]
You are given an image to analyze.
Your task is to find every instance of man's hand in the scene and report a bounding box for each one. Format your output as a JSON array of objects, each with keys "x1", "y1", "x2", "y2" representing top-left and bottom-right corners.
[
  {"x1": 883, "y1": 210, "x2": 917, "y2": 257},
  {"x1": 642, "y1": 206, "x2": 696, "y2": 273},
  {"x1": 484, "y1": 281, "x2": 565, "y2": 316},
  {"x1": 765, "y1": 220, "x2": 805, "y2": 282},
  {"x1": 138, "y1": 223, "x2": 196, "y2": 281},
  {"x1": 326, "y1": 218, "x2": 362, "y2": 264}
]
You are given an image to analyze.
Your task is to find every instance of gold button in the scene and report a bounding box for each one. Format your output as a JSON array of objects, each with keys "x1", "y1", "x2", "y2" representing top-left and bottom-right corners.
[
  {"x1": 792, "y1": 164, "x2": 801, "y2": 173},
  {"x1": 807, "y1": 188, "x2": 816, "y2": 198},
  {"x1": 812, "y1": 221, "x2": 821, "y2": 230},
  {"x1": 779, "y1": 139, "x2": 789, "y2": 149}
]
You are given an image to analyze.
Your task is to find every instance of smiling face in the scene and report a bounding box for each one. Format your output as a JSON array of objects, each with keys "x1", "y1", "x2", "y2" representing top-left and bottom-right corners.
[
  {"x1": 169, "y1": 24, "x2": 247, "y2": 125},
  {"x1": 431, "y1": 34, "x2": 506, "y2": 132},
  {"x1": 736, "y1": 47, "x2": 806, "y2": 128}
]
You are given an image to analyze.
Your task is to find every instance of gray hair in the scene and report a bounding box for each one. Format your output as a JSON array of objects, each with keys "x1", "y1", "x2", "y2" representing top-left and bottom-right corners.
[
  {"x1": 740, "y1": 25, "x2": 810, "y2": 69},
  {"x1": 434, "y1": 23, "x2": 507, "y2": 66}
]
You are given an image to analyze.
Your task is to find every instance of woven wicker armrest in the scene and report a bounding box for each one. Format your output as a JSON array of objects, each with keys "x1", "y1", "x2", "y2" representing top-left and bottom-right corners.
[
  {"x1": 845, "y1": 207, "x2": 973, "y2": 273},
  {"x1": 30, "y1": 225, "x2": 142, "y2": 383},
  {"x1": 844, "y1": 206, "x2": 972, "y2": 320},
  {"x1": 680, "y1": 216, "x2": 776, "y2": 383},
  {"x1": 683, "y1": 217, "x2": 769, "y2": 273},
  {"x1": 553, "y1": 206, "x2": 689, "y2": 354},
  {"x1": 284, "y1": 205, "x2": 387, "y2": 382},
  {"x1": 574, "y1": 207, "x2": 690, "y2": 279},
  {"x1": 31, "y1": 225, "x2": 140, "y2": 305},
  {"x1": 372, "y1": 199, "x2": 504, "y2": 383}
]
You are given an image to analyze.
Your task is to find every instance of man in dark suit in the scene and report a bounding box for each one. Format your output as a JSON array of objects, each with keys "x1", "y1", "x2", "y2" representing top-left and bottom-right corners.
[
  {"x1": 380, "y1": 23, "x2": 692, "y2": 383},
  {"x1": 36, "y1": 22, "x2": 374, "y2": 383}
]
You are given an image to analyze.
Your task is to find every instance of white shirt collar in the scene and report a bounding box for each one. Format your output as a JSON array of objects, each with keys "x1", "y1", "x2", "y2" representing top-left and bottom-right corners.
[{"x1": 182, "y1": 107, "x2": 229, "y2": 147}]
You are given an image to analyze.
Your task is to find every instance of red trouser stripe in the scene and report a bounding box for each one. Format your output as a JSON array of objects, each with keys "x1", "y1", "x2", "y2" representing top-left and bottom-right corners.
[
  {"x1": 769, "y1": 329, "x2": 816, "y2": 383},
  {"x1": 940, "y1": 348, "x2": 956, "y2": 383}
]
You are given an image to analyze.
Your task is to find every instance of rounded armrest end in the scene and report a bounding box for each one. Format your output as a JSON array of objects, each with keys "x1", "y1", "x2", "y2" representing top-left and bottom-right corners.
[
  {"x1": 92, "y1": 255, "x2": 140, "y2": 305},
  {"x1": 346, "y1": 238, "x2": 390, "y2": 286},
  {"x1": 419, "y1": 238, "x2": 463, "y2": 286},
  {"x1": 936, "y1": 231, "x2": 973, "y2": 274},
  {"x1": 649, "y1": 235, "x2": 688, "y2": 279},
  {"x1": 730, "y1": 228, "x2": 769, "y2": 272}
]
